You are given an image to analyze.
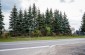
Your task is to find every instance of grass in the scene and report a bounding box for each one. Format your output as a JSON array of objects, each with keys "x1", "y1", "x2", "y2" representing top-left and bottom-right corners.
[{"x1": 0, "y1": 36, "x2": 85, "y2": 42}]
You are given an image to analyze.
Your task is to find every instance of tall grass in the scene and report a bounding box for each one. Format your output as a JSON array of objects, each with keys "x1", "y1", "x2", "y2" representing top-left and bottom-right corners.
[{"x1": 0, "y1": 36, "x2": 85, "y2": 42}]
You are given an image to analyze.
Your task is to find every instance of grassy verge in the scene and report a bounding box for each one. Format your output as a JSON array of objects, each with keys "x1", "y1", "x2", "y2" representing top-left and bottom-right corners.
[{"x1": 0, "y1": 36, "x2": 85, "y2": 42}]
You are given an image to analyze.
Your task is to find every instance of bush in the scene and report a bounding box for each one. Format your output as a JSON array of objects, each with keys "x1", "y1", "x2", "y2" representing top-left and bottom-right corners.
[
  {"x1": 29, "y1": 30, "x2": 42, "y2": 37},
  {"x1": 52, "y1": 32, "x2": 56, "y2": 36},
  {"x1": 2, "y1": 32, "x2": 10, "y2": 38},
  {"x1": 46, "y1": 27, "x2": 52, "y2": 36}
]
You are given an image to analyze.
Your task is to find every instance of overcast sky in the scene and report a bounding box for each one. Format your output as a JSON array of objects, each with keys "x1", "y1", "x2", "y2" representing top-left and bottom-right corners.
[{"x1": 2, "y1": 0, "x2": 85, "y2": 30}]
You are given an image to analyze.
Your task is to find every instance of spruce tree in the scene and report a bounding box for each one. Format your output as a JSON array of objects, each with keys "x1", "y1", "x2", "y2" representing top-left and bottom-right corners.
[
  {"x1": 17, "y1": 9, "x2": 23, "y2": 35},
  {"x1": 28, "y1": 6, "x2": 33, "y2": 35},
  {"x1": 36, "y1": 10, "x2": 46, "y2": 35},
  {"x1": 9, "y1": 5, "x2": 18, "y2": 36},
  {"x1": 45, "y1": 8, "x2": 52, "y2": 35},
  {"x1": 62, "y1": 13, "x2": 71, "y2": 35},
  {"x1": 49, "y1": 9, "x2": 53, "y2": 34},
  {"x1": 49, "y1": 9, "x2": 53, "y2": 20},
  {"x1": 45, "y1": 8, "x2": 50, "y2": 26},
  {"x1": 37, "y1": 9, "x2": 42, "y2": 30},
  {"x1": 81, "y1": 12, "x2": 85, "y2": 33},
  {"x1": 32, "y1": 3, "x2": 37, "y2": 31},
  {"x1": 23, "y1": 10, "x2": 29, "y2": 35},
  {"x1": 53, "y1": 10, "x2": 61, "y2": 34},
  {"x1": 41, "y1": 13, "x2": 47, "y2": 36},
  {"x1": 0, "y1": 2, "x2": 4, "y2": 36},
  {"x1": 59, "y1": 12, "x2": 63, "y2": 34}
]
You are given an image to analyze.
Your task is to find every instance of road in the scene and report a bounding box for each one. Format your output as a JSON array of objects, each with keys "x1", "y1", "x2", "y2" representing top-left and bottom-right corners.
[{"x1": 0, "y1": 38, "x2": 85, "y2": 55}]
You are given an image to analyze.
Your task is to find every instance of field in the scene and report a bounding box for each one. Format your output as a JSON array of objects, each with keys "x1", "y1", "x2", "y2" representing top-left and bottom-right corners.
[{"x1": 0, "y1": 36, "x2": 85, "y2": 42}]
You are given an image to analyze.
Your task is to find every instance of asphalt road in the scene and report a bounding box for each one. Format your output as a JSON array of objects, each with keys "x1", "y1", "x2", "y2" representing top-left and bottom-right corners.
[{"x1": 0, "y1": 38, "x2": 85, "y2": 55}]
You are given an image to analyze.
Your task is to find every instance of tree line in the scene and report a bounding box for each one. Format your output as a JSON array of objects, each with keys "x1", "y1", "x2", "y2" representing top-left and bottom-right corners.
[
  {"x1": 1, "y1": 3, "x2": 85, "y2": 37},
  {"x1": 9, "y1": 4, "x2": 71, "y2": 36}
]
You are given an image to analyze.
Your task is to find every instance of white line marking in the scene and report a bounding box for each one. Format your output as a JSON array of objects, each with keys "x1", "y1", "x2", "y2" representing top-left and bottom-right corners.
[{"x1": 0, "y1": 46, "x2": 49, "y2": 52}]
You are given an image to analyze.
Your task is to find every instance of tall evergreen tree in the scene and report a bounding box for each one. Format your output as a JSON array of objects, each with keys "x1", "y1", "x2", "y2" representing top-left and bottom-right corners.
[
  {"x1": 53, "y1": 10, "x2": 61, "y2": 34},
  {"x1": 0, "y1": 1, "x2": 4, "y2": 36},
  {"x1": 45, "y1": 8, "x2": 52, "y2": 35},
  {"x1": 37, "y1": 9, "x2": 42, "y2": 30},
  {"x1": 81, "y1": 12, "x2": 85, "y2": 33},
  {"x1": 28, "y1": 6, "x2": 33, "y2": 35},
  {"x1": 49, "y1": 9, "x2": 53, "y2": 33},
  {"x1": 45, "y1": 8, "x2": 50, "y2": 26},
  {"x1": 59, "y1": 12, "x2": 63, "y2": 34},
  {"x1": 32, "y1": 3, "x2": 37, "y2": 31},
  {"x1": 23, "y1": 10, "x2": 29, "y2": 35},
  {"x1": 41, "y1": 13, "x2": 47, "y2": 36},
  {"x1": 37, "y1": 10, "x2": 46, "y2": 34},
  {"x1": 9, "y1": 5, "x2": 18, "y2": 36},
  {"x1": 62, "y1": 13, "x2": 71, "y2": 35},
  {"x1": 49, "y1": 9, "x2": 53, "y2": 20},
  {"x1": 17, "y1": 9, "x2": 23, "y2": 35}
]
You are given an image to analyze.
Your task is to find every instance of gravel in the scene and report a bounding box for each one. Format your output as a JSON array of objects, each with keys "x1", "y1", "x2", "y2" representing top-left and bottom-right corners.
[{"x1": 35, "y1": 43, "x2": 85, "y2": 55}]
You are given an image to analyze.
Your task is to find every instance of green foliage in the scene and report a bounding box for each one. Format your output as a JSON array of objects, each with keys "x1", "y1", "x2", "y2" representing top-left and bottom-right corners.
[
  {"x1": 45, "y1": 8, "x2": 51, "y2": 26},
  {"x1": 52, "y1": 10, "x2": 61, "y2": 34},
  {"x1": 81, "y1": 13, "x2": 85, "y2": 32},
  {"x1": 32, "y1": 3, "x2": 37, "y2": 31},
  {"x1": 1, "y1": 36, "x2": 85, "y2": 42},
  {"x1": 9, "y1": 5, "x2": 18, "y2": 36},
  {"x1": 46, "y1": 26, "x2": 52, "y2": 36},
  {"x1": 34, "y1": 30, "x2": 42, "y2": 37},
  {"x1": 9, "y1": 3, "x2": 71, "y2": 37},
  {"x1": 0, "y1": 3, "x2": 4, "y2": 36},
  {"x1": 52, "y1": 10, "x2": 71, "y2": 35},
  {"x1": 27, "y1": 6, "x2": 33, "y2": 35},
  {"x1": 2, "y1": 32, "x2": 10, "y2": 38},
  {"x1": 17, "y1": 9, "x2": 24, "y2": 35},
  {"x1": 62, "y1": 13, "x2": 71, "y2": 35},
  {"x1": 23, "y1": 10, "x2": 29, "y2": 35}
]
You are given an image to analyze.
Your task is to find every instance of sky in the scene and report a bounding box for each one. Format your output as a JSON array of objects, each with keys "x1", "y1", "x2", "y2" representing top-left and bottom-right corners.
[{"x1": 2, "y1": 0, "x2": 85, "y2": 30}]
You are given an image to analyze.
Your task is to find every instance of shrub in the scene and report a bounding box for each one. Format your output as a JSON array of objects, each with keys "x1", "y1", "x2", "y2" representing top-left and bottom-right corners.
[{"x1": 2, "y1": 32, "x2": 10, "y2": 38}]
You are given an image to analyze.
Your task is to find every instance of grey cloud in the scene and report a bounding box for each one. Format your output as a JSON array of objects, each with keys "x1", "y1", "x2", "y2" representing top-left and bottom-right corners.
[
  {"x1": 79, "y1": 9, "x2": 84, "y2": 13},
  {"x1": 69, "y1": 0, "x2": 75, "y2": 3},
  {"x1": 60, "y1": 0, "x2": 75, "y2": 3},
  {"x1": 60, "y1": 0, "x2": 66, "y2": 3}
]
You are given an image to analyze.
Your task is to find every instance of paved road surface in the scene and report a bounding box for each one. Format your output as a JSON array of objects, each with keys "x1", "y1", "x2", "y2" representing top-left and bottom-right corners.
[{"x1": 0, "y1": 38, "x2": 85, "y2": 55}]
